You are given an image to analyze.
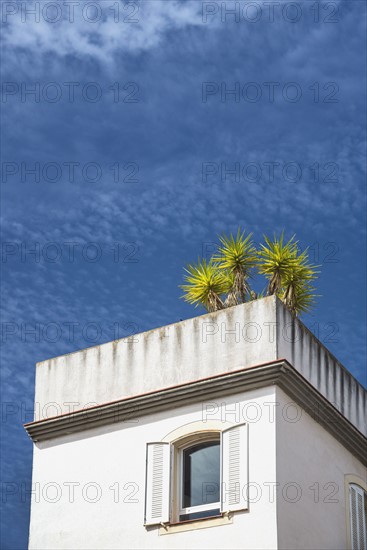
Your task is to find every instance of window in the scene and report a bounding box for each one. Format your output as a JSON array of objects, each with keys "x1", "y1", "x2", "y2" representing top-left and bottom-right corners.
[
  {"x1": 144, "y1": 424, "x2": 248, "y2": 527},
  {"x1": 349, "y1": 483, "x2": 367, "y2": 550},
  {"x1": 179, "y1": 439, "x2": 220, "y2": 521}
]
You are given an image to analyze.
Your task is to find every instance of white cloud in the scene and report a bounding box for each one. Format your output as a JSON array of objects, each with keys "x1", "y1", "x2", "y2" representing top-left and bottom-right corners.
[{"x1": 2, "y1": 1, "x2": 204, "y2": 63}]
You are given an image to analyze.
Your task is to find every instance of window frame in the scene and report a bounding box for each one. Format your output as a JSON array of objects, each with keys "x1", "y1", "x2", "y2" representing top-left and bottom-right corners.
[{"x1": 172, "y1": 431, "x2": 221, "y2": 523}]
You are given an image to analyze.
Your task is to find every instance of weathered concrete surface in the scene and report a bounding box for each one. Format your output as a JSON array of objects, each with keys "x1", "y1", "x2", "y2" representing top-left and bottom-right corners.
[
  {"x1": 34, "y1": 296, "x2": 366, "y2": 437},
  {"x1": 276, "y1": 303, "x2": 366, "y2": 437},
  {"x1": 34, "y1": 297, "x2": 277, "y2": 419}
]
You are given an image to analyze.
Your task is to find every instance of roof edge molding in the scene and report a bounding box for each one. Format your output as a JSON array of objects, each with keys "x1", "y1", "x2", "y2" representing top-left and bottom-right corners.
[{"x1": 25, "y1": 361, "x2": 367, "y2": 465}]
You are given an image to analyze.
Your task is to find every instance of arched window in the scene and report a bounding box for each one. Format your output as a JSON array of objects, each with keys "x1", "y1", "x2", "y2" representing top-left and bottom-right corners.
[
  {"x1": 178, "y1": 437, "x2": 221, "y2": 521},
  {"x1": 144, "y1": 424, "x2": 248, "y2": 526}
]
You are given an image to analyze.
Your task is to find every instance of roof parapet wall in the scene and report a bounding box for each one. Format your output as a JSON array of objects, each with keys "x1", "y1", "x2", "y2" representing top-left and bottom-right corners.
[
  {"x1": 276, "y1": 303, "x2": 366, "y2": 436},
  {"x1": 34, "y1": 296, "x2": 366, "y2": 437}
]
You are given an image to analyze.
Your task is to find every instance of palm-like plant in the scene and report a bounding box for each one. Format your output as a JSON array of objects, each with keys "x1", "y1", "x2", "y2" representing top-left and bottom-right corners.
[
  {"x1": 282, "y1": 280, "x2": 317, "y2": 316},
  {"x1": 213, "y1": 228, "x2": 257, "y2": 304},
  {"x1": 180, "y1": 229, "x2": 320, "y2": 317},
  {"x1": 257, "y1": 232, "x2": 298, "y2": 296},
  {"x1": 180, "y1": 259, "x2": 231, "y2": 313},
  {"x1": 280, "y1": 249, "x2": 319, "y2": 315},
  {"x1": 258, "y1": 233, "x2": 319, "y2": 315}
]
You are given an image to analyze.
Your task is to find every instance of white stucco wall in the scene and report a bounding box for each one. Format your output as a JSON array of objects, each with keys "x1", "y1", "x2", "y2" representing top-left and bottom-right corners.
[
  {"x1": 28, "y1": 298, "x2": 366, "y2": 549},
  {"x1": 28, "y1": 387, "x2": 279, "y2": 550},
  {"x1": 28, "y1": 384, "x2": 366, "y2": 550},
  {"x1": 275, "y1": 386, "x2": 366, "y2": 549}
]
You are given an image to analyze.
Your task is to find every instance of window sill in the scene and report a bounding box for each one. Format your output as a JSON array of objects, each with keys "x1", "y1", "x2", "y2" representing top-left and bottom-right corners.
[{"x1": 158, "y1": 513, "x2": 233, "y2": 535}]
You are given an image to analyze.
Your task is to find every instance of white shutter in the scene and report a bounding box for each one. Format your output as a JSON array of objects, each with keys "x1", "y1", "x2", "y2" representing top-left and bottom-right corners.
[
  {"x1": 350, "y1": 484, "x2": 367, "y2": 550},
  {"x1": 144, "y1": 442, "x2": 170, "y2": 525},
  {"x1": 221, "y1": 423, "x2": 248, "y2": 513}
]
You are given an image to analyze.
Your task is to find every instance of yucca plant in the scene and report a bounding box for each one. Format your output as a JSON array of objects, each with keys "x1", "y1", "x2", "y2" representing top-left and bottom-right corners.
[
  {"x1": 282, "y1": 280, "x2": 318, "y2": 316},
  {"x1": 257, "y1": 232, "x2": 298, "y2": 296},
  {"x1": 181, "y1": 229, "x2": 320, "y2": 317},
  {"x1": 213, "y1": 228, "x2": 257, "y2": 304},
  {"x1": 280, "y1": 248, "x2": 319, "y2": 315},
  {"x1": 180, "y1": 259, "x2": 231, "y2": 313},
  {"x1": 258, "y1": 233, "x2": 319, "y2": 315}
]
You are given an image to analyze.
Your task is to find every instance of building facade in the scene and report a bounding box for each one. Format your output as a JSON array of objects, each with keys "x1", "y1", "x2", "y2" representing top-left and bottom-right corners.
[{"x1": 25, "y1": 296, "x2": 367, "y2": 549}]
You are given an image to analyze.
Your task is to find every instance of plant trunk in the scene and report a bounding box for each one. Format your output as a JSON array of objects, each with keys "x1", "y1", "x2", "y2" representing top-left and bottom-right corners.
[{"x1": 207, "y1": 291, "x2": 224, "y2": 312}]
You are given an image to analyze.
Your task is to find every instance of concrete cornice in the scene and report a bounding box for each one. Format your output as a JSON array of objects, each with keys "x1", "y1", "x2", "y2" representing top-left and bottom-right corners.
[{"x1": 24, "y1": 360, "x2": 367, "y2": 465}]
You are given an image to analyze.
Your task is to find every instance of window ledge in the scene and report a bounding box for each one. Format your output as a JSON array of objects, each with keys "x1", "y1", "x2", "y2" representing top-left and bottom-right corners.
[{"x1": 159, "y1": 513, "x2": 233, "y2": 535}]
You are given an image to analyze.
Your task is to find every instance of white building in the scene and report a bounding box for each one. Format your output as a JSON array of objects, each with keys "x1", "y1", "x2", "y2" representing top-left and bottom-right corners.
[{"x1": 25, "y1": 296, "x2": 366, "y2": 549}]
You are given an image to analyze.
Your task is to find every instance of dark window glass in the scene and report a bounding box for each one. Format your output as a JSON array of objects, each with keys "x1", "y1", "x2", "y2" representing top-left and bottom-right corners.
[{"x1": 182, "y1": 441, "x2": 220, "y2": 509}]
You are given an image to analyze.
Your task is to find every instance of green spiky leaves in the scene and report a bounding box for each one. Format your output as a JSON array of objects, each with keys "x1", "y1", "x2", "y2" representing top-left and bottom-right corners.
[
  {"x1": 257, "y1": 232, "x2": 297, "y2": 295},
  {"x1": 181, "y1": 229, "x2": 320, "y2": 317},
  {"x1": 180, "y1": 259, "x2": 231, "y2": 313},
  {"x1": 279, "y1": 248, "x2": 319, "y2": 315},
  {"x1": 258, "y1": 232, "x2": 319, "y2": 314},
  {"x1": 214, "y1": 229, "x2": 257, "y2": 303}
]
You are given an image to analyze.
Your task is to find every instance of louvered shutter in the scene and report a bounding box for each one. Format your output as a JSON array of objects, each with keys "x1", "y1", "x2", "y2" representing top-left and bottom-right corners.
[
  {"x1": 350, "y1": 484, "x2": 367, "y2": 550},
  {"x1": 221, "y1": 423, "x2": 248, "y2": 512},
  {"x1": 144, "y1": 442, "x2": 170, "y2": 525}
]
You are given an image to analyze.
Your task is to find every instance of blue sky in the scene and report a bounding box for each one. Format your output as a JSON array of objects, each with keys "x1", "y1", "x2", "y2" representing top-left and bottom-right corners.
[{"x1": 1, "y1": 1, "x2": 366, "y2": 547}]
